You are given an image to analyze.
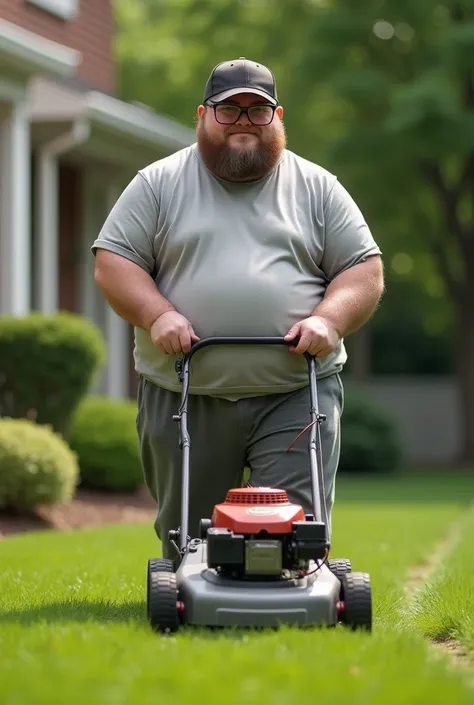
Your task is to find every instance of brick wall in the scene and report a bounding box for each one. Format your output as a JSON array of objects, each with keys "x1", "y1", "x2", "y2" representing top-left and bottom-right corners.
[{"x1": 0, "y1": 0, "x2": 115, "y2": 93}]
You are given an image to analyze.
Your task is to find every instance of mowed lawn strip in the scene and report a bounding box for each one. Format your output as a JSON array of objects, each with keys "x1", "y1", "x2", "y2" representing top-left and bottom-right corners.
[
  {"x1": 406, "y1": 502, "x2": 474, "y2": 654},
  {"x1": 1, "y1": 472, "x2": 473, "y2": 704},
  {"x1": 330, "y1": 470, "x2": 474, "y2": 627}
]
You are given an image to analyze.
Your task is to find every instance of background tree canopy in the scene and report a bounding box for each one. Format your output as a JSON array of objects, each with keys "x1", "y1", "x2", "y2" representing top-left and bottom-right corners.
[{"x1": 115, "y1": 0, "x2": 474, "y2": 460}]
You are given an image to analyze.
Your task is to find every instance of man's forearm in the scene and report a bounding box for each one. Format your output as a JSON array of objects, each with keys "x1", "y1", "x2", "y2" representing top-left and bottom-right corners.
[
  {"x1": 313, "y1": 256, "x2": 384, "y2": 338},
  {"x1": 94, "y1": 249, "x2": 175, "y2": 330}
]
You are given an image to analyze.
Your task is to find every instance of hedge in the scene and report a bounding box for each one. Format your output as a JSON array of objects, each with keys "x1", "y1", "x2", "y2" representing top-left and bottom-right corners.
[
  {"x1": 0, "y1": 312, "x2": 105, "y2": 435},
  {"x1": 339, "y1": 389, "x2": 403, "y2": 473},
  {"x1": 68, "y1": 396, "x2": 144, "y2": 492},
  {"x1": 0, "y1": 418, "x2": 79, "y2": 512}
]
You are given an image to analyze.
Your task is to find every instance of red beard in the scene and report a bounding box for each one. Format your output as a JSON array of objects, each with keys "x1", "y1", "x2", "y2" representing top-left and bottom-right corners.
[{"x1": 196, "y1": 119, "x2": 286, "y2": 181}]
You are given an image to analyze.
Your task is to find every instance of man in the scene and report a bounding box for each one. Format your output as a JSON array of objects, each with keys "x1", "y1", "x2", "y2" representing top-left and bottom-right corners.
[{"x1": 92, "y1": 57, "x2": 384, "y2": 561}]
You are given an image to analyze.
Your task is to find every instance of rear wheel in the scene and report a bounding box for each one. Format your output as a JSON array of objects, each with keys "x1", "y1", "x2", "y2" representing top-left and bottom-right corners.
[
  {"x1": 339, "y1": 572, "x2": 372, "y2": 632},
  {"x1": 148, "y1": 558, "x2": 174, "y2": 573},
  {"x1": 327, "y1": 558, "x2": 352, "y2": 581},
  {"x1": 147, "y1": 565, "x2": 180, "y2": 633}
]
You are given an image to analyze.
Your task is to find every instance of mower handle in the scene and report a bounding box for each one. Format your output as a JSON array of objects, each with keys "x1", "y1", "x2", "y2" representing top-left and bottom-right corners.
[
  {"x1": 172, "y1": 336, "x2": 329, "y2": 556},
  {"x1": 182, "y1": 335, "x2": 309, "y2": 364}
]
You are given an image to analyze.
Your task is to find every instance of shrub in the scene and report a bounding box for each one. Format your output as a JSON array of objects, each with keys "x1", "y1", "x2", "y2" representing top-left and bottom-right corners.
[
  {"x1": 68, "y1": 396, "x2": 144, "y2": 492},
  {"x1": 0, "y1": 418, "x2": 79, "y2": 512},
  {"x1": 0, "y1": 312, "x2": 105, "y2": 435},
  {"x1": 338, "y1": 389, "x2": 403, "y2": 473}
]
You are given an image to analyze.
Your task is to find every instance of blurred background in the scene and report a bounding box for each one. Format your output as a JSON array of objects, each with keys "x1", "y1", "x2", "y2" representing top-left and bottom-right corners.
[{"x1": 0, "y1": 0, "x2": 473, "y2": 518}]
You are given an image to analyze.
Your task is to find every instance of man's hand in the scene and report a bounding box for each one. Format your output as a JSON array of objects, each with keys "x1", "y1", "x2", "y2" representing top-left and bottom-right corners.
[
  {"x1": 284, "y1": 316, "x2": 340, "y2": 356},
  {"x1": 150, "y1": 311, "x2": 200, "y2": 354}
]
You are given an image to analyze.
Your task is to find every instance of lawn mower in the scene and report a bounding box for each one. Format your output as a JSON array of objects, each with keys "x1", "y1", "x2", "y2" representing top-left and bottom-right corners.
[{"x1": 146, "y1": 336, "x2": 372, "y2": 633}]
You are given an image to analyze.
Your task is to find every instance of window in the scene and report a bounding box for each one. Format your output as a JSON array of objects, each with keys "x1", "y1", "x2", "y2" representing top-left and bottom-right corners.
[{"x1": 26, "y1": 0, "x2": 78, "y2": 21}]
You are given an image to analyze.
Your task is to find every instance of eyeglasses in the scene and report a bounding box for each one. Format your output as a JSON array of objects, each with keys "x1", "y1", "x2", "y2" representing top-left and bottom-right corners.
[{"x1": 207, "y1": 103, "x2": 276, "y2": 126}]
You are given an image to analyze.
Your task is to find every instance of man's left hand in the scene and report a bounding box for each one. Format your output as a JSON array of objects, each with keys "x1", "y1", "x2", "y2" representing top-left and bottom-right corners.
[{"x1": 284, "y1": 316, "x2": 340, "y2": 356}]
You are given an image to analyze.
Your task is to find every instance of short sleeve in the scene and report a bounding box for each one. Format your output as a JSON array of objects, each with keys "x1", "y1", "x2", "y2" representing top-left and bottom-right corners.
[
  {"x1": 320, "y1": 179, "x2": 382, "y2": 281},
  {"x1": 91, "y1": 172, "x2": 159, "y2": 274}
]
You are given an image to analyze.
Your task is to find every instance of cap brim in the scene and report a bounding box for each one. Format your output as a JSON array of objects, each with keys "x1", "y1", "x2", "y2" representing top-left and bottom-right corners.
[{"x1": 207, "y1": 87, "x2": 277, "y2": 106}]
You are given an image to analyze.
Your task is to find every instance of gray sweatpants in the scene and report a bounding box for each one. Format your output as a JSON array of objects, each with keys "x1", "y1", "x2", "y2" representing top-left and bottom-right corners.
[{"x1": 136, "y1": 373, "x2": 344, "y2": 560}]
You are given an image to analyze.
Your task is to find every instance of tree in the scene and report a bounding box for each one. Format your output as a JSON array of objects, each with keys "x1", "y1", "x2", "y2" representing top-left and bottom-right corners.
[
  {"x1": 304, "y1": 1, "x2": 474, "y2": 462},
  {"x1": 115, "y1": 0, "x2": 474, "y2": 462}
]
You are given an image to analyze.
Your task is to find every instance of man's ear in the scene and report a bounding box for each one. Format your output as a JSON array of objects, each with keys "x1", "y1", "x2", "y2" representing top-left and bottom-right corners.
[
  {"x1": 197, "y1": 104, "x2": 206, "y2": 117},
  {"x1": 276, "y1": 106, "x2": 284, "y2": 119}
]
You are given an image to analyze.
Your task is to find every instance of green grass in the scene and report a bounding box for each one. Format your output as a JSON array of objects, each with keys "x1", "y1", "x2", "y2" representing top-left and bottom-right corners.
[
  {"x1": 1, "y1": 471, "x2": 474, "y2": 704},
  {"x1": 406, "y1": 503, "x2": 474, "y2": 652}
]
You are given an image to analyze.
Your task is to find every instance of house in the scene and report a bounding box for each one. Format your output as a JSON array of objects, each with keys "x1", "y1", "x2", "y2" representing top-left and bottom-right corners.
[{"x1": 0, "y1": 0, "x2": 195, "y2": 398}]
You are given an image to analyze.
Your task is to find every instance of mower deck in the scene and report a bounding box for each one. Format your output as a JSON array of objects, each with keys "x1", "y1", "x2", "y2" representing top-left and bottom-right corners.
[{"x1": 175, "y1": 539, "x2": 340, "y2": 628}]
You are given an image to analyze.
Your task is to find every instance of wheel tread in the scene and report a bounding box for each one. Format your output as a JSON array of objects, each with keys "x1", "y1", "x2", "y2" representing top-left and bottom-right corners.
[
  {"x1": 327, "y1": 558, "x2": 352, "y2": 580},
  {"x1": 340, "y1": 571, "x2": 372, "y2": 632},
  {"x1": 147, "y1": 569, "x2": 179, "y2": 633},
  {"x1": 149, "y1": 558, "x2": 174, "y2": 573}
]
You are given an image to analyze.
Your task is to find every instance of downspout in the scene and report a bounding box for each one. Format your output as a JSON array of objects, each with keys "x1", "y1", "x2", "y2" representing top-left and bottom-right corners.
[{"x1": 36, "y1": 118, "x2": 91, "y2": 312}]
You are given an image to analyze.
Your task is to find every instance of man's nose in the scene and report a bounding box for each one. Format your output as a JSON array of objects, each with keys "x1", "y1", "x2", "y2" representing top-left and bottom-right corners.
[{"x1": 236, "y1": 109, "x2": 252, "y2": 126}]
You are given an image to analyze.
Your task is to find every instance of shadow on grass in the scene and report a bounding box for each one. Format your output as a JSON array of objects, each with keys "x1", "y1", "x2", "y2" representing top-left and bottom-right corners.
[
  {"x1": 0, "y1": 600, "x2": 146, "y2": 626},
  {"x1": 0, "y1": 601, "x2": 360, "y2": 641},
  {"x1": 0, "y1": 601, "x2": 263, "y2": 638}
]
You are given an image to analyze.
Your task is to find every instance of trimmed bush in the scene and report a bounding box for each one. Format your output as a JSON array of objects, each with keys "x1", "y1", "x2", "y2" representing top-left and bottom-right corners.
[
  {"x1": 68, "y1": 396, "x2": 143, "y2": 492},
  {"x1": 0, "y1": 312, "x2": 105, "y2": 435},
  {"x1": 0, "y1": 418, "x2": 79, "y2": 512},
  {"x1": 339, "y1": 389, "x2": 403, "y2": 474}
]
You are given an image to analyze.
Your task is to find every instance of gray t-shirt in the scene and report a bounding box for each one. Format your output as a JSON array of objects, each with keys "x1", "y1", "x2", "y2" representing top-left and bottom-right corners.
[{"x1": 92, "y1": 143, "x2": 381, "y2": 398}]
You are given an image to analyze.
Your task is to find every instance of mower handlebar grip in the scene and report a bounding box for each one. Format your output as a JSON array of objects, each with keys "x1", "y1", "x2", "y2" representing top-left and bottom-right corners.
[{"x1": 183, "y1": 336, "x2": 305, "y2": 362}]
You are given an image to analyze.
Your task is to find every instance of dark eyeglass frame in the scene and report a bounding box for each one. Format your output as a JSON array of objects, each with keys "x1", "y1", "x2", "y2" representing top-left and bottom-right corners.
[{"x1": 205, "y1": 102, "x2": 277, "y2": 126}]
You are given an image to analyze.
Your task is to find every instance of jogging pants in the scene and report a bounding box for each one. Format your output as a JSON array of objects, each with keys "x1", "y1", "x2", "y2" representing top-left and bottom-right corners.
[{"x1": 136, "y1": 373, "x2": 344, "y2": 560}]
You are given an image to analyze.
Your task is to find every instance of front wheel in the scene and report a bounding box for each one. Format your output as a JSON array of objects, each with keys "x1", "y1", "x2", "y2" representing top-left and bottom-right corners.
[
  {"x1": 339, "y1": 572, "x2": 372, "y2": 632},
  {"x1": 147, "y1": 568, "x2": 180, "y2": 633}
]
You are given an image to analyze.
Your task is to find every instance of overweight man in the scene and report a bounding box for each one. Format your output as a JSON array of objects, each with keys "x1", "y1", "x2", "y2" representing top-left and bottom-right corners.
[{"x1": 92, "y1": 57, "x2": 384, "y2": 560}]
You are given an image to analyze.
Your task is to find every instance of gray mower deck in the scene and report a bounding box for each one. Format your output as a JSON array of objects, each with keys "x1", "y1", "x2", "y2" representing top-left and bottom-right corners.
[{"x1": 175, "y1": 539, "x2": 340, "y2": 628}]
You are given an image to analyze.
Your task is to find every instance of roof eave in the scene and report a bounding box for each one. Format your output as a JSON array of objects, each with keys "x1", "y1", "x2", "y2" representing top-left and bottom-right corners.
[
  {"x1": 0, "y1": 19, "x2": 81, "y2": 78},
  {"x1": 84, "y1": 91, "x2": 195, "y2": 151}
]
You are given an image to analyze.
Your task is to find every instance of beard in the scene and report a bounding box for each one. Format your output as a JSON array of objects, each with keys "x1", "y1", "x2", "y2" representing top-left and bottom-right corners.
[{"x1": 196, "y1": 114, "x2": 286, "y2": 181}]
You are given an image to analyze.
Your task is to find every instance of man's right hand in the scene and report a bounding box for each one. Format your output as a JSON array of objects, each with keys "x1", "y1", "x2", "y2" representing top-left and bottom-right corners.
[{"x1": 149, "y1": 311, "x2": 200, "y2": 354}]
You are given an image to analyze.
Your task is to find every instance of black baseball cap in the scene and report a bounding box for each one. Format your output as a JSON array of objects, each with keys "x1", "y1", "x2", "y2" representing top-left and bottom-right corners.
[{"x1": 203, "y1": 57, "x2": 278, "y2": 106}]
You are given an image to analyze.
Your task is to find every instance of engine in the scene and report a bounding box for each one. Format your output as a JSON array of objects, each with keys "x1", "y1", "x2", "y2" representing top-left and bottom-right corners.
[{"x1": 205, "y1": 488, "x2": 328, "y2": 579}]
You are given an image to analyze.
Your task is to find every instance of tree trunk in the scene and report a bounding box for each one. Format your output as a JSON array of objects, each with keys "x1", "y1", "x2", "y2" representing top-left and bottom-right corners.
[
  {"x1": 347, "y1": 326, "x2": 371, "y2": 383},
  {"x1": 455, "y1": 293, "x2": 474, "y2": 465}
]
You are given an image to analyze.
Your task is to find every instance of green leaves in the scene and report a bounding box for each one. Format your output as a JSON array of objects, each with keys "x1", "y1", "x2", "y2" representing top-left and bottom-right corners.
[{"x1": 115, "y1": 0, "x2": 474, "y2": 381}]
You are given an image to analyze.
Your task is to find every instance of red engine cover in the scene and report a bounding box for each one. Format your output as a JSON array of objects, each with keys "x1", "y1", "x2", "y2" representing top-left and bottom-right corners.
[{"x1": 212, "y1": 487, "x2": 305, "y2": 534}]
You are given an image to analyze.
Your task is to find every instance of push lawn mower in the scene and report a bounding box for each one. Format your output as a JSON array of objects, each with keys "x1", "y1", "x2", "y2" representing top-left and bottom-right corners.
[{"x1": 146, "y1": 337, "x2": 372, "y2": 633}]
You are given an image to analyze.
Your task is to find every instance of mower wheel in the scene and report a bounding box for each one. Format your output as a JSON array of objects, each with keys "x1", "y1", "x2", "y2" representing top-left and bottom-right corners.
[
  {"x1": 327, "y1": 558, "x2": 352, "y2": 581},
  {"x1": 339, "y1": 572, "x2": 372, "y2": 632},
  {"x1": 147, "y1": 568, "x2": 180, "y2": 633},
  {"x1": 148, "y1": 558, "x2": 174, "y2": 573}
]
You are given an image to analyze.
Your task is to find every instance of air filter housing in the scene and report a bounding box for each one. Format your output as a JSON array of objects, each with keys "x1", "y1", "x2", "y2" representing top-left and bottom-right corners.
[{"x1": 224, "y1": 487, "x2": 290, "y2": 505}]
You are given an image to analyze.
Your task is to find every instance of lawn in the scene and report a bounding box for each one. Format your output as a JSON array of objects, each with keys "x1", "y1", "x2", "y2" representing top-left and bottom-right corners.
[{"x1": 0, "y1": 471, "x2": 473, "y2": 704}]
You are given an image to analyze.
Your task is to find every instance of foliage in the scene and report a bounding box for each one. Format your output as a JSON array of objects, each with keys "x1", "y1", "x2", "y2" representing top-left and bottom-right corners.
[
  {"x1": 0, "y1": 313, "x2": 105, "y2": 436},
  {"x1": 68, "y1": 396, "x2": 144, "y2": 492},
  {"x1": 114, "y1": 0, "x2": 461, "y2": 377},
  {"x1": 0, "y1": 418, "x2": 79, "y2": 512},
  {"x1": 115, "y1": 0, "x2": 474, "y2": 457},
  {"x1": 339, "y1": 390, "x2": 403, "y2": 474}
]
